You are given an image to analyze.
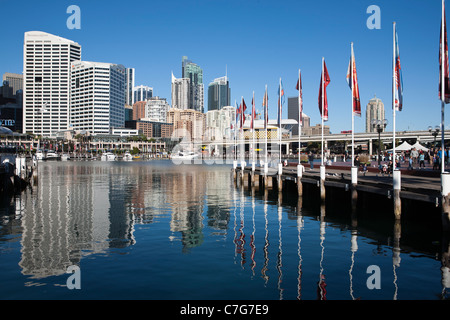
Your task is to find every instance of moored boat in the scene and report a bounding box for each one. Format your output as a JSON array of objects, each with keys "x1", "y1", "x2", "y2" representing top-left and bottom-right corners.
[
  {"x1": 123, "y1": 152, "x2": 133, "y2": 161},
  {"x1": 101, "y1": 152, "x2": 116, "y2": 161},
  {"x1": 44, "y1": 150, "x2": 60, "y2": 161}
]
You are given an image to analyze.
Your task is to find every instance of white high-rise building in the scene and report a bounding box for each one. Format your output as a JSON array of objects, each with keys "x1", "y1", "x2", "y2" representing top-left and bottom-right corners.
[
  {"x1": 23, "y1": 31, "x2": 81, "y2": 135},
  {"x1": 205, "y1": 106, "x2": 235, "y2": 140},
  {"x1": 70, "y1": 61, "x2": 126, "y2": 135},
  {"x1": 145, "y1": 96, "x2": 169, "y2": 123},
  {"x1": 171, "y1": 73, "x2": 190, "y2": 110}
]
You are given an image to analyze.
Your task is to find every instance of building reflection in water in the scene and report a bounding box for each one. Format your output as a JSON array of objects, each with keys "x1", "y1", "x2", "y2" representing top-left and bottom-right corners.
[
  {"x1": 18, "y1": 163, "x2": 136, "y2": 280},
  {"x1": 2, "y1": 161, "x2": 450, "y2": 299}
]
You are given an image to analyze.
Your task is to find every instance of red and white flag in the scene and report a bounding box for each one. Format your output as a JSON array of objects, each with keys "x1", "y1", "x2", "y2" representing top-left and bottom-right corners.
[
  {"x1": 346, "y1": 44, "x2": 361, "y2": 116},
  {"x1": 318, "y1": 60, "x2": 330, "y2": 121}
]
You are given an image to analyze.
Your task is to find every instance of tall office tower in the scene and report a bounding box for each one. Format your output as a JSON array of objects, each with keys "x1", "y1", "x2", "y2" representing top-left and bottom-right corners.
[
  {"x1": 145, "y1": 96, "x2": 170, "y2": 123},
  {"x1": 171, "y1": 73, "x2": 190, "y2": 110},
  {"x1": 70, "y1": 61, "x2": 126, "y2": 135},
  {"x1": 2, "y1": 73, "x2": 23, "y2": 96},
  {"x1": 23, "y1": 31, "x2": 81, "y2": 135},
  {"x1": 181, "y1": 56, "x2": 204, "y2": 113},
  {"x1": 287, "y1": 97, "x2": 310, "y2": 135},
  {"x1": 125, "y1": 68, "x2": 135, "y2": 106},
  {"x1": 133, "y1": 85, "x2": 153, "y2": 102},
  {"x1": 208, "y1": 76, "x2": 230, "y2": 111},
  {"x1": 365, "y1": 95, "x2": 385, "y2": 133}
]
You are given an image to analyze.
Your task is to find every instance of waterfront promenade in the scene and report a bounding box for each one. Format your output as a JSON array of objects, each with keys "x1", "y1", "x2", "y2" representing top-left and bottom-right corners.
[{"x1": 235, "y1": 159, "x2": 446, "y2": 207}]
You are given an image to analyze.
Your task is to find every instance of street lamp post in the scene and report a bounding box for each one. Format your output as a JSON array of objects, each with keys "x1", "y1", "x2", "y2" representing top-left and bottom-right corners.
[
  {"x1": 428, "y1": 125, "x2": 440, "y2": 148},
  {"x1": 372, "y1": 119, "x2": 388, "y2": 166}
]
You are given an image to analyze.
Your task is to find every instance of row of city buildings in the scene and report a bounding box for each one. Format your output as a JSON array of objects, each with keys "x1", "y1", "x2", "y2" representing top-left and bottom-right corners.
[{"x1": 0, "y1": 31, "x2": 387, "y2": 144}]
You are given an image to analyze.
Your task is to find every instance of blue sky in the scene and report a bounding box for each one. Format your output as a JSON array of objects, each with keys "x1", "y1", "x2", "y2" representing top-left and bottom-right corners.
[{"x1": 0, "y1": 0, "x2": 446, "y2": 133}]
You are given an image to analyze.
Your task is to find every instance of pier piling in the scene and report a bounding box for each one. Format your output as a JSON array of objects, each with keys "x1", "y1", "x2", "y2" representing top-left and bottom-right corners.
[
  {"x1": 351, "y1": 166, "x2": 358, "y2": 211},
  {"x1": 277, "y1": 163, "x2": 283, "y2": 192},
  {"x1": 297, "y1": 164, "x2": 303, "y2": 196},
  {"x1": 442, "y1": 173, "x2": 450, "y2": 231},
  {"x1": 320, "y1": 165, "x2": 326, "y2": 203},
  {"x1": 393, "y1": 170, "x2": 402, "y2": 220}
]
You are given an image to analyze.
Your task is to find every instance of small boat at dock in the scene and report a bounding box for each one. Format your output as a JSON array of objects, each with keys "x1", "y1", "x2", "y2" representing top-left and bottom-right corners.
[
  {"x1": 123, "y1": 152, "x2": 133, "y2": 161},
  {"x1": 101, "y1": 152, "x2": 116, "y2": 161}
]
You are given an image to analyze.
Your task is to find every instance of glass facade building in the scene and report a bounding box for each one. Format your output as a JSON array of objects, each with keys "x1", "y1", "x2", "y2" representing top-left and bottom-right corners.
[
  {"x1": 134, "y1": 85, "x2": 153, "y2": 103},
  {"x1": 208, "y1": 76, "x2": 230, "y2": 111},
  {"x1": 181, "y1": 56, "x2": 204, "y2": 113}
]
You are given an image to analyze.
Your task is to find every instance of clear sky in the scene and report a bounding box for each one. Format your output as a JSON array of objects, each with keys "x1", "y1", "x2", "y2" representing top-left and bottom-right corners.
[{"x1": 0, "y1": 0, "x2": 446, "y2": 133}]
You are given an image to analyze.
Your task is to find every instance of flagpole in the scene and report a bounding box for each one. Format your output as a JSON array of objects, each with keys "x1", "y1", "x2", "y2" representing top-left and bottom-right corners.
[
  {"x1": 265, "y1": 85, "x2": 268, "y2": 167},
  {"x1": 393, "y1": 22, "x2": 397, "y2": 171},
  {"x1": 298, "y1": 69, "x2": 301, "y2": 165},
  {"x1": 252, "y1": 91, "x2": 255, "y2": 167},
  {"x1": 279, "y1": 77, "x2": 282, "y2": 165},
  {"x1": 241, "y1": 96, "x2": 244, "y2": 164},
  {"x1": 442, "y1": 0, "x2": 446, "y2": 175},
  {"x1": 235, "y1": 99, "x2": 237, "y2": 162},
  {"x1": 351, "y1": 43, "x2": 355, "y2": 168},
  {"x1": 321, "y1": 57, "x2": 325, "y2": 166}
]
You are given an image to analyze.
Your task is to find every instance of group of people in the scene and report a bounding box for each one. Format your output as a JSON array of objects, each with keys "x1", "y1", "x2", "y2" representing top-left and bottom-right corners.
[{"x1": 405, "y1": 147, "x2": 448, "y2": 170}]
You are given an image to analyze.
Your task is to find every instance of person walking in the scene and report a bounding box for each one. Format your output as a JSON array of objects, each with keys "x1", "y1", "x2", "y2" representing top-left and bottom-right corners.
[
  {"x1": 410, "y1": 147, "x2": 419, "y2": 169},
  {"x1": 419, "y1": 151, "x2": 425, "y2": 169},
  {"x1": 308, "y1": 152, "x2": 315, "y2": 170}
]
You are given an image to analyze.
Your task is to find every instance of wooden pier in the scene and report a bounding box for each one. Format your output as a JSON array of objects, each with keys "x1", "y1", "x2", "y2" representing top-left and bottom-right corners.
[{"x1": 232, "y1": 162, "x2": 449, "y2": 229}]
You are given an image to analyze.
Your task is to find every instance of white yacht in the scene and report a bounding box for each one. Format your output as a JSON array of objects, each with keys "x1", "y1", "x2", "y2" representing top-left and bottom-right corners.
[
  {"x1": 171, "y1": 151, "x2": 200, "y2": 161},
  {"x1": 101, "y1": 152, "x2": 116, "y2": 161},
  {"x1": 45, "y1": 150, "x2": 60, "y2": 161},
  {"x1": 123, "y1": 152, "x2": 133, "y2": 161},
  {"x1": 61, "y1": 154, "x2": 70, "y2": 161},
  {"x1": 35, "y1": 150, "x2": 44, "y2": 161}
]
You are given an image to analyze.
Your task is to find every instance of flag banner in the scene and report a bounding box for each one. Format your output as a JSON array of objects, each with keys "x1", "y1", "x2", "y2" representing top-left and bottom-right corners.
[
  {"x1": 262, "y1": 88, "x2": 268, "y2": 130},
  {"x1": 278, "y1": 80, "x2": 285, "y2": 127},
  {"x1": 346, "y1": 45, "x2": 361, "y2": 116},
  {"x1": 296, "y1": 70, "x2": 303, "y2": 125},
  {"x1": 240, "y1": 99, "x2": 247, "y2": 129},
  {"x1": 318, "y1": 61, "x2": 331, "y2": 121},
  {"x1": 236, "y1": 101, "x2": 240, "y2": 123},
  {"x1": 394, "y1": 27, "x2": 403, "y2": 111},
  {"x1": 440, "y1": 1, "x2": 450, "y2": 103}
]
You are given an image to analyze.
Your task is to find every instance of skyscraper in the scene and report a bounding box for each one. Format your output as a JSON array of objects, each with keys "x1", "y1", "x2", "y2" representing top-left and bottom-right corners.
[
  {"x1": 134, "y1": 85, "x2": 153, "y2": 102},
  {"x1": 208, "y1": 76, "x2": 230, "y2": 111},
  {"x1": 145, "y1": 96, "x2": 170, "y2": 123},
  {"x1": 181, "y1": 56, "x2": 204, "y2": 113},
  {"x1": 365, "y1": 95, "x2": 385, "y2": 133},
  {"x1": 287, "y1": 97, "x2": 310, "y2": 135},
  {"x1": 2, "y1": 73, "x2": 23, "y2": 96},
  {"x1": 23, "y1": 31, "x2": 81, "y2": 135},
  {"x1": 171, "y1": 73, "x2": 190, "y2": 110},
  {"x1": 70, "y1": 61, "x2": 126, "y2": 134},
  {"x1": 125, "y1": 68, "x2": 135, "y2": 106}
]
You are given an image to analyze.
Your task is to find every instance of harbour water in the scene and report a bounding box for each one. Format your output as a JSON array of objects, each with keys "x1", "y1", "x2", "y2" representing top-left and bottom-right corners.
[{"x1": 0, "y1": 160, "x2": 448, "y2": 300}]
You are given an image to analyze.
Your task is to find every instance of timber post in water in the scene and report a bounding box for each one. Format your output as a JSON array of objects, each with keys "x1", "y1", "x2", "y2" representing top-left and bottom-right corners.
[
  {"x1": 442, "y1": 173, "x2": 450, "y2": 231},
  {"x1": 393, "y1": 170, "x2": 402, "y2": 220}
]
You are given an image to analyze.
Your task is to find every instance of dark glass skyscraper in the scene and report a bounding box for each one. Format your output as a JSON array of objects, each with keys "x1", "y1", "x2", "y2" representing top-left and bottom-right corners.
[
  {"x1": 181, "y1": 56, "x2": 204, "y2": 113},
  {"x1": 208, "y1": 76, "x2": 230, "y2": 111}
]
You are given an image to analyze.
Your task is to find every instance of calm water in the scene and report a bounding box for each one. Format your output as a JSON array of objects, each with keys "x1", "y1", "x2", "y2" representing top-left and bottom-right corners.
[{"x1": 0, "y1": 160, "x2": 449, "y2": 300}]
